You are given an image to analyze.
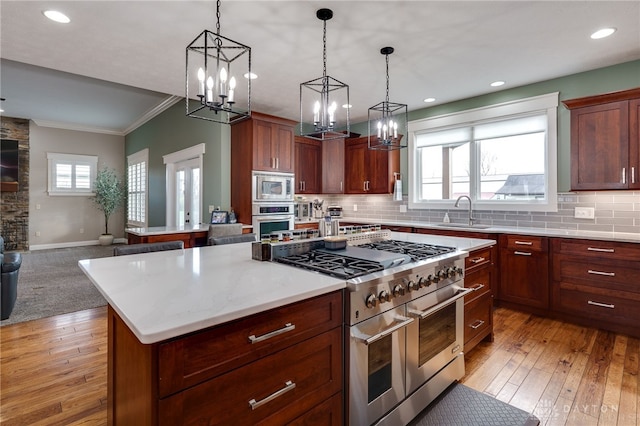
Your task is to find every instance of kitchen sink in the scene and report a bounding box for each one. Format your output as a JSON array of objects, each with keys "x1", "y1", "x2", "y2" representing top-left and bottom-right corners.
[{"x1": 435, "y1": 223, "x2": 492, "y2": 230}]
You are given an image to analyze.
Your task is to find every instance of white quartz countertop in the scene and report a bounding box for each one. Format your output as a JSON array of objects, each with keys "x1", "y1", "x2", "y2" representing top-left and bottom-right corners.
[
  {"x1": 126, "y1": 223, "x2": 251, "y2": 236},
  {"x1": 79, "y1": 233, "x2": 494, "y2": 344},
  {"x1": 338, "y1": 218, "x2": 640, "y2": 244}
]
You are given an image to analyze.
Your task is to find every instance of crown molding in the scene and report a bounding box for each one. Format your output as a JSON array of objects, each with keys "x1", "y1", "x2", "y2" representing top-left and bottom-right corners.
[{"x1": 124, "y1": 95, "x2": 182, "y2": 135}]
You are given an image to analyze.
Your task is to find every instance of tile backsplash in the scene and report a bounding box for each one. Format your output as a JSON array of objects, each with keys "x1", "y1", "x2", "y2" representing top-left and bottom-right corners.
[{"x1": 308, "y1": 191, "x2": 640, "y2": 234}]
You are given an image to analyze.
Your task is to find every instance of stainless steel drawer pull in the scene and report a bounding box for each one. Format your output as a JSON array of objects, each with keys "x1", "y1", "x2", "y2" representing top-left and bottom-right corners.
[
  {"x1": 587, "y1": 270, "x2": 615, "y2": 277},
  {"x1": 249, "y1": 380, "x2": 296, "y2": 410},
  {"x1": 514, "y1": 251, "x2": 532, "y2": 256},
  {"x1": 622, "y1": 167, "x2": 626, "y2": 184},
  {"x1": 470, "y1": 283, "x2": 485, "y2": 291},
  {"x1": 514, "y1": 241, "x2": 533, "y2": 246},
  {"x1": 248, "y1": 323, "x2": 295, "y2": 344},
  {"x1": 587, "y1": 247, "x2": 615, "y2": 253},
  {"x1": 469, "y1": 320, "x2": 485, "y2": 329},
  {"x1": 470, "y1": 257, "x2": 486, "y2": 264},
  {"x1": 588, "y1": 300, "x2": 615, "y2": 309}
]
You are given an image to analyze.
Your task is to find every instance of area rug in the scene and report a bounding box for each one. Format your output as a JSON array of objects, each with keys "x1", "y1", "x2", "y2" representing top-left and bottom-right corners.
[
  {"x1": 408, "y1": 382, "x2": 540, "y2": 426},
  {"x1": 0, "y1": 245, "x2": 115, "y2": 326}
]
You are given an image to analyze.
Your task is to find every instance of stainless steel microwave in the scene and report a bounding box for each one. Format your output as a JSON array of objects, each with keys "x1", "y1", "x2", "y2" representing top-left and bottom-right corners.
[{"x1": 252, "y1": 171, "x2": 294, "y2": 202}]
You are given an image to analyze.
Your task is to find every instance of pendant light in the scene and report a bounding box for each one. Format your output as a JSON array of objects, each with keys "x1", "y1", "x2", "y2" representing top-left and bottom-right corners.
[
  {"x1": 186, "y1": 0, "x2": 251, "y2": 124},
  {"x1": 300, "y1": 8, "x2": 350, "y2": 141},
  {"x1": 368, "y1": 47, "x2": 407, "y2": 150}
]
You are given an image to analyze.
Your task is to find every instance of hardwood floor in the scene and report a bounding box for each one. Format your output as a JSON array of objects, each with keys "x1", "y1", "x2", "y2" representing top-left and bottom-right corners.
[{"x1": 1, "y1": 306, "x2": 637, "y2": 425}]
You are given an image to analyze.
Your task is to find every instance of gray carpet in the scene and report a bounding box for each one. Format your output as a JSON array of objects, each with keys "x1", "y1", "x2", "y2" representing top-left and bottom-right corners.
[
  {"x1": 0, "y1": 244, "x2": 116, "y2": 326},
  {"x1": 408, "y1": 383, "x2": 540, "y2": 426}
]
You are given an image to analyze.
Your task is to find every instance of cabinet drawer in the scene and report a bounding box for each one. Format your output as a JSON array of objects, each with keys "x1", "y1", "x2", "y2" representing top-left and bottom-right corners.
[
  {"x1": 158, "y1": 291, "x2": 343, "y2": 397},
  {"x1": 464, "y1": 268, "x2": 491, "y2": 302},
  {"x1": 159, "y1": 328, "x2": 343, "y2": 426},
  {"x1": 502, "y1": 234, "x2": 547, "y2": 252},
  {"x1": 553, "y1": 256, "x2": 640, "y2": 293},
  {"x1": 464, "y1": 294, "x2": 492, "y2": 347},
  {"x1": 287, "y1": 392, "x2": 342, "y2": 425},
  {"x1": 553, "y1": 238, "x2": 640, "y2": 262},
  {"x1": 465, "y1": 247, "x2": 493, "y2": 272},
  {"x1": 554, "y1": 283, "x2": 640, "y2": 326}
]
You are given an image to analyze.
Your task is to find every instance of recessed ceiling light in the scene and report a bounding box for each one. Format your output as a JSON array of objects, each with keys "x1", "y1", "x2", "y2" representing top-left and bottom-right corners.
[
  {"x1": 342, "y1": 104, "x2": 352, "y2": 109},
  {"x1": 43, "y1": 10, "x2": 70, "y2": 24},
  {"x1": 591, "y1": 28, "x2": 616, "y2": 39},
  {"x1": 243, "y1": 72, "x2": 258, "y2": 80},
  {"x1": 490, "y1": 81, "x2": 505, "y2": 87},
  {"x1": 423, "y1": 97, "x2": 436, "y2": 103}
]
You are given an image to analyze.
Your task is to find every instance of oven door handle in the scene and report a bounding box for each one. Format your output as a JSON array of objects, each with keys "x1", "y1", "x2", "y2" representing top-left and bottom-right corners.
[
  {"x1": 354, "y1": 316, "x2": 414, "y2": 346},
  {"x1": 408, "y1": 286, "x2": 473, "y2": 320}
]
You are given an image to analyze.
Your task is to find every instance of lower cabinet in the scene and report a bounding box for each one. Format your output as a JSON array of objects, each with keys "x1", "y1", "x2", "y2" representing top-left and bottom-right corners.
[
  {"x1": 551, "y1": 238, "x2": 640, "y2": 338},
  {"x1": 498, "y1": 234, "x2": 549, "y2": 313},
  {"x1": 462, "y1": 246, "x2": 495, "y2": 353},
  {"x1": 108, "y1": 291, "x2": 344, "y2": 425}
]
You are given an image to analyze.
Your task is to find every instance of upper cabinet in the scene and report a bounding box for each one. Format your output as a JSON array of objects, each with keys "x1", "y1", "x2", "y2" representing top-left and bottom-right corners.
[
  {"x1": 322, "y1": 138, "x2": 345, "y2": 194},
  {"x1": 232, "y1": 112, "x2": 296, "y2": 174},
  {"x1": 563, "y1": 88, "x2": 640, "y2": 190},
  {"x1": 294, "y1": 136, "x2": 322, "y2": 194},
  {"x1": 344, "y1": 136, "x2": 400, "y2": 194}
]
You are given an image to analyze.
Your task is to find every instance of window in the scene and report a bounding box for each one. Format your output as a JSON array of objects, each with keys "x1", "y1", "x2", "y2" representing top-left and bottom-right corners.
[
  {"x1": 127, "y1": 149, "x2": 148, "y2": 227},
  {"x1": 47, "y1": 153, "x2": 98, "y2": 195},
  {"x1": 408, "y1": 93, "x2": 558, "y2": 212}
]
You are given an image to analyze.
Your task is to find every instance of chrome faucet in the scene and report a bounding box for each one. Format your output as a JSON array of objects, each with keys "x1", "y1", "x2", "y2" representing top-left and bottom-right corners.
[{"x1": 454, "y1": 195, "x2": 475, "y2": 226}]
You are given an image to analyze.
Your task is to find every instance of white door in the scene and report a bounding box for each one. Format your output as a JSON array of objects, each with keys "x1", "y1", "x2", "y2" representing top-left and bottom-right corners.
[{"x1": 175, "y1": 158, "x2": 201, "y2": 227}]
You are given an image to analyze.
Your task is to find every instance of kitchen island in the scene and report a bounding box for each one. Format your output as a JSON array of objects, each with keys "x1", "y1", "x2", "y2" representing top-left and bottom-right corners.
[{"x1": 79, "y1": 232, "x2": 495, "y2": 425}]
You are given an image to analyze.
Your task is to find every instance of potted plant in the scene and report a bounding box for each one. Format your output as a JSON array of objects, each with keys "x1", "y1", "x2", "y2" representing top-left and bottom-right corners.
[{"x1": 93, "y1": 166, "x2": 126, "y2": 245}]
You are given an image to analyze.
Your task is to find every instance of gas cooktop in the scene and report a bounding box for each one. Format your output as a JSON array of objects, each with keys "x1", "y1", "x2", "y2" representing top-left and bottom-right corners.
[
  {"x1": 273, "y1": 239, "x2": 456, "y2": 280},
  {"x1": 355, "y1": 240, "x2": 456, "y2": 262}
]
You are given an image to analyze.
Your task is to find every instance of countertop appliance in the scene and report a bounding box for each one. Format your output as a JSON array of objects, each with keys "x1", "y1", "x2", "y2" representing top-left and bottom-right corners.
[
  {"x1": 327, "y1": 205, "x2": 343, "y2": 217},
  {"x1": 271, "y1": 230, "x2": 470, "y2": 425}
]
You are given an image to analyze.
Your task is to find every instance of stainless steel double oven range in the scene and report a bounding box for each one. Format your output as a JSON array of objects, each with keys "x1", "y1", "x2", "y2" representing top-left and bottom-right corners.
[
  {"x1": 251, "y1": 171, "x2": 295, "y2": 235},
  {"x1": 272, "y1": 231, "x2": 472, "y2": 425}
]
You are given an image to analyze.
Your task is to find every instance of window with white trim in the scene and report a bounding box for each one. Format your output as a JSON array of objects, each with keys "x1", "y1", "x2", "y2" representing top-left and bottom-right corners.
[
  {"x1": 408, "y1": 93, "x2": 558, "y2": 212},
  {"x1": 47, "y1": 153, "x2": 98, "y2": 196},
  {"x1": 127, "y1": 149, "x2": 148, "y2": 227}
]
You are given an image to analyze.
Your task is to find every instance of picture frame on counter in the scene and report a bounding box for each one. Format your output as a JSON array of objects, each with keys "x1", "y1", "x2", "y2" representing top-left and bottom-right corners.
[{"x1": 210, "y1": 211, "x2": 229, "y2": 224}]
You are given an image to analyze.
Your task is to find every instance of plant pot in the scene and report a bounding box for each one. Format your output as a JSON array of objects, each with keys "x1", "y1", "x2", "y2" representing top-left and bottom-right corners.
[{"x1": 99, "y1": 234, "x2": 114, "y2": 246}]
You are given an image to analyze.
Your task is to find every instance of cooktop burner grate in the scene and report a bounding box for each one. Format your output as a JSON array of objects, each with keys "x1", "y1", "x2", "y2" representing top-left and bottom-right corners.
[
  {"x1": 274, "y1": 251, "x2": 384, "y2": 280},
  {"x1": 355, "y1": 240, "x2": 456, "y2": 262}
]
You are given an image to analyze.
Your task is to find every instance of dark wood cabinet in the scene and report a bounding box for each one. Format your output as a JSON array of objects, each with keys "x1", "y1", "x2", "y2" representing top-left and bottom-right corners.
[
  {"x1": 551, "y1": 238, "x2": 640, "y2": 338},
  {"x1": 294, "y1": 136, "x2": 322, "y2": 194},
  {"x1": 498, "y1": 234, "x2": 549, "y2": 313},
  {"x1": 344, "y1": 136, "x2": 400, "y2": 194},
  {"x1": 107, "y1": 291, "x2": 344, "y2": 425},
  {"x1": 322, "y1": 138, "x2": 345, "y2": 193},
  {"x1": 231, "y1": 112, "x2": 297, "y2": 225},
  {"x1": 563, "y1": 87, "x2": 640, "y2": 190}
]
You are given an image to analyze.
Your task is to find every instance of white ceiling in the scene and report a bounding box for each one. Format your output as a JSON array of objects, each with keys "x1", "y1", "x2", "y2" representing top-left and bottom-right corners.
[{"x1": 1, "y1": 1, "x2": 639, "y2": 135}]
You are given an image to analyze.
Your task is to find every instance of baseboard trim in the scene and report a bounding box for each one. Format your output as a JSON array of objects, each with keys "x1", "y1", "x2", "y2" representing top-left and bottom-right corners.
[{"x1": 30, "y1": 238, "x2": 127, "y2": 251}]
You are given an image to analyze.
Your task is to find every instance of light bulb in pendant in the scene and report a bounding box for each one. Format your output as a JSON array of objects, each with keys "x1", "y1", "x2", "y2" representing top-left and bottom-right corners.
[{"x1": 228, "y1": 76, "x2": 236, "y2": 103}]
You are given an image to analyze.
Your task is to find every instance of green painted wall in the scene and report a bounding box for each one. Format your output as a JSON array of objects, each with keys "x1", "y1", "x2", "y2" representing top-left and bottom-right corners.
[
  {"x1": 402, "y1": 59, "x2": 640, "y2": 192},
  {"x1": 125, "y1": 101, "x2": 230, "y2": 226}
]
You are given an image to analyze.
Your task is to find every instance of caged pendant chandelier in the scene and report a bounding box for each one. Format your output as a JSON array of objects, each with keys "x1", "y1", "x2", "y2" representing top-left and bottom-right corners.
[
  {"x1": 300, "y1": 8, "x2": 350, "y2": 141},
  {"x1": 368, "y1": 47, "x2": 408, "y2": 150},
  {"x1": 185, "y1": 0, "x2": 251, "y2": 124}
]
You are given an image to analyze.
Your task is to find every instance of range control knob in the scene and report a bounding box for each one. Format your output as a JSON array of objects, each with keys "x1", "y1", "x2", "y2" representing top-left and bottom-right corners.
[
  {"x1": 417, "y1": 276, "x2": 427, "y2": 288},
  {"x1": 378, "y1": 290, "x2": 391, "y2": 303},
  {"x1": 392, "y1": 284, "x2": 406, "y2": 297},
  {"x1": 365, "y1": 294, "x2": 378, "y2": 308},
  {"x1": 403, "y1": 277, "x2": 418, "y2": 291},
  {"x1": 446, "y1": 267, "x2": 456, "y2": 278},
  {"x1": 456, "y1": 267, "x2": 464, "y2": 276},
  {"x1": 433, "y1": 271, "x2": 442, "y2": 282}
]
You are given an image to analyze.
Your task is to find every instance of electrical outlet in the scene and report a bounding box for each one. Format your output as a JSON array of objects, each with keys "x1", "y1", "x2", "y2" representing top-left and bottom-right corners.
[
  {"x1": 574, "y1": 207, "x2": 595, "y2": 219},
  {"x1": 80, "y1": 228, "x2": 84, "y2": 234},
  {"x1": 36, "y1": 203, "x2": 41, "y2": 210},
  {"x1": 353, "y1": 204, "x2": 358, "y2": 212},
  {"x1": 209, "y1": 205, "x2": 215, "y2": 213},
  {"x1": 35, "y1": 231, "x2": 41, "y2": 237},
  {"x1": 399, "y1": 205, "x2": 407, "y2": 213}
]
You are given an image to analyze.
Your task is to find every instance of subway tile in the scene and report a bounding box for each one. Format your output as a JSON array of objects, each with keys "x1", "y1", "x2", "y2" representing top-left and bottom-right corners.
[
  {"x1": 615, "y1": 225, "x2": 640, "y2": 233},
  {"x1": 596, "y1": 217, "x2": 635, "y2": 226},
  {"x1": 577, "y1": 223, "x2": 614, "y2": 232}
]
